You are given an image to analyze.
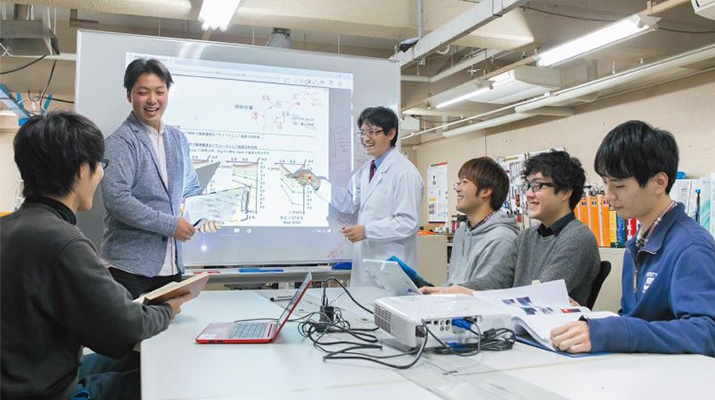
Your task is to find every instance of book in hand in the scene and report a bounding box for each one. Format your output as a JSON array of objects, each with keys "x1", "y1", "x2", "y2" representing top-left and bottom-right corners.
[
  {"x1": 471, "y1": 280, "x2": 617, "y2": 352},
  {"x1": 135, "y1": 272, "x2": 210, "y2": 305}
]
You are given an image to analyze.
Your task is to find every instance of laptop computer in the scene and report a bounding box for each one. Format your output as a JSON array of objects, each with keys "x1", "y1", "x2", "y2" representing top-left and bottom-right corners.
[
  {"x1": 195, "y1": 272, "x2": 312, "y2": 344},
  {"x1": 363, "y1": 259, "x2": 422, "y2": 296}
]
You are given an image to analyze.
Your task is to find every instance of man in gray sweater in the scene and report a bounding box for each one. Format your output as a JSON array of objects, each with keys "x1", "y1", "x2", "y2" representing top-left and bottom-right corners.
[
  {"x1": 446, "y1": 157, "x2": 519, "y2": 285},
  {"x1": 1, "y1": 112, "x2": 190, "y2": 400},
  {"x1": 423, "y1": 150, "x2": 600, "y2": 306}
]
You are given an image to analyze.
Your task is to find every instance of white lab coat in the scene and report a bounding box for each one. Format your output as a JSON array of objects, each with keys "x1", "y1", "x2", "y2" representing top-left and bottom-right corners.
[{"x1": 320, "y1": 149, "x2": 424, "y2": 286}]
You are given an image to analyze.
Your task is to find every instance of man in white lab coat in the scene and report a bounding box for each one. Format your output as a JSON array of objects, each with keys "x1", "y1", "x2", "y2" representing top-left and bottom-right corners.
[{"x1": 293, "y1": 106, "x2": 424, "y2": 286}]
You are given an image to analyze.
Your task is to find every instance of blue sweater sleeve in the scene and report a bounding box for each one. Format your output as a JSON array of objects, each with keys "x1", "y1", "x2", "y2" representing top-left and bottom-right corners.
[{"x1": 589, "y1": 245, "x2": 715, "y2": 356}]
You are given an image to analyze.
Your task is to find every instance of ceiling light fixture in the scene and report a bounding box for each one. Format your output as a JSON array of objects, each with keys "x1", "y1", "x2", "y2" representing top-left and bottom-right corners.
[
  {"x1": 435, "y1": 84, "x2": 492, "y2": 109},
  {"x1": 434, "y1": 66, "x2": 560, "y2": 108},
  {"x1": 535, "y1": 13, "x2": 660, "y2": 67},
  {"x1": 198, "y1": 0, "x2": 242, "y2": 32}
]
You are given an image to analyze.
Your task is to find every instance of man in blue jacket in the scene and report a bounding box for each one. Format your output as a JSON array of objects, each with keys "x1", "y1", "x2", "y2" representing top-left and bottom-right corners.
[
  {"x1": 551, "y1": 120, "x2": 715, "y2": 356},
  {"x1": 102, "y1": 58, "x2": 207, "y2": 298}
]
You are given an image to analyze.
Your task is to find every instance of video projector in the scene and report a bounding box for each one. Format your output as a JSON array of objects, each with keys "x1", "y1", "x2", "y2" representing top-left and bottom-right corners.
[{"x1": 373, "y1": 294, "x2": 511, "y2": 348}]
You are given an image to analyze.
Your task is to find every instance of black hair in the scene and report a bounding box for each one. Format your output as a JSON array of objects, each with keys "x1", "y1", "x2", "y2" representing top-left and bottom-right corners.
[
  {"x1": 123, "y1": 58, "x2": 174, "y2": 94},
  {"x1": 522, "y1": 150, "x2": 585, "y2": 210},
  {"x1": 357, "y1": 106, "x2": 399, "y2": 147},
  {"x1": 458, "y1": 157, "x2": 509, "y2": 210},
  {"x1": 595, "y1": 120, "x2": 678, "y2": 194},
  {"x1": 14, "y1": 111, "x2": 104, "y2": 198}
]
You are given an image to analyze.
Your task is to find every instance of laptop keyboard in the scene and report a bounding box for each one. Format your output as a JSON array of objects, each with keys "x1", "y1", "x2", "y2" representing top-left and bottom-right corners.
[{"x1": 229, "y1": 322, "x2": 268, "y2": 339}]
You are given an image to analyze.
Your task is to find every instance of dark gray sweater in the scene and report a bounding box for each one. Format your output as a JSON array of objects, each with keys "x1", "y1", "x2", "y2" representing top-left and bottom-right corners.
[
  {"x1": 463, "y1": 217, "x2": 600, "y2": 305},
  {"x1": 1, "y1": 200, "x2": 172, "y2": 400}
]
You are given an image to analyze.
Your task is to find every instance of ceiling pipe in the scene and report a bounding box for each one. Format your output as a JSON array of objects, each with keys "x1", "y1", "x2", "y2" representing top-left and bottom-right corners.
[
  {"x1": 442, "y1": 113, "x2": 531, "y2": 138},
  {"x1": 392, "y1": 0, "x2": 527, "y2": 68},
  {"x1": 11, "y1": 0, "x2": 195, "y2": 20},
  {"x1": 410, "y1": 0, "x2": 697, "y2": 139},
  {"x1": 413, "y1": 41, "x2": 715, "y2": 140},
  {"x1": 401, "y1": 48, "x2": 502, "y2": 83},
  {"x1": 417, "y1": 0, "x2": 424, "y2": 39},
  {"x1": 515, "y1": 42, "x2": 715, "y2": 114}
]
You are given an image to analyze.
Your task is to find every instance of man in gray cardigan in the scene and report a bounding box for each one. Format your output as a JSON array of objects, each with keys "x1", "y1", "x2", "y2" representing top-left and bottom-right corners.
[
  {"x1": 102, "y1": 59, "x2": 204, "y2": 298},
  {"x1": 446, "y1": 157, "x2": 519, "y2": 285},
  {"x1": 423, "y1": 151, "x2": 600, "y2": 306}
]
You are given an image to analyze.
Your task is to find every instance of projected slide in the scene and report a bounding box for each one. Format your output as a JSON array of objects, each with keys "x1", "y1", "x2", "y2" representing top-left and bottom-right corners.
[{"x1": 140, "y1": 54, "x2": 346, "y2": 228}]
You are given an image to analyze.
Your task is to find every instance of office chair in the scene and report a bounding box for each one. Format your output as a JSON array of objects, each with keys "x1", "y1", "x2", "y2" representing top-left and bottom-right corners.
[{"x1": 586, "y1": 261, "x2": 612, "y2": 310}]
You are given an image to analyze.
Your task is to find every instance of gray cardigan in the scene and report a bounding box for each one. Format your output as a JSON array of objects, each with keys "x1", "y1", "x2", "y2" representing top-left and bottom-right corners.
[
  {"x1": 464, "y1": 218, "x2": 601, "y2": 305},
  {"x1": 446, "y1": 211, "x2": 519, "y2": 285},
  {"x1": 101, "y1": 112, "x2": 201, "y2": 276}
]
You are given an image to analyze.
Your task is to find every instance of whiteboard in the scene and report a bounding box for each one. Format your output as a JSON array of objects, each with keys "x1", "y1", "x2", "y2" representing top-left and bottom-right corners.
[{"x1": 75, "y1": 30, "x2": 400, "y2": 266}]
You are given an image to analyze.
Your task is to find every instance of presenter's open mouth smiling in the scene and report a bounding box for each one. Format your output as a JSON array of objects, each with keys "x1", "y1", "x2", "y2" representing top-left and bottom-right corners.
[{"x1": 144, "y1": 106, "x2": 160, "y2": 116}]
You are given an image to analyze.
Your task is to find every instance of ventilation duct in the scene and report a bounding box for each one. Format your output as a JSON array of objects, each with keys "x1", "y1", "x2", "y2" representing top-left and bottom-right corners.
[
  {"x1": 0, "y1": 20, "x2": 59, "y2": 56},
  {"x1": 266, "y1": 28, "x2": 291, "y2": 48}
]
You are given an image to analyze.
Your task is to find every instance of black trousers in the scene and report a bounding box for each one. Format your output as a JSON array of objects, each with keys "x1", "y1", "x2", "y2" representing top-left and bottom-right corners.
[{"x1": 108, "y1": 267, "x2": 181, "y2": 299}]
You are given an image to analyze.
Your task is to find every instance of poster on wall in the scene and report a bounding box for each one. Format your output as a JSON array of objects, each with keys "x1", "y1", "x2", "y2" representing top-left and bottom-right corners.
[{"x1": 427, "y1": 162, "x2": 449, "y2": 223}]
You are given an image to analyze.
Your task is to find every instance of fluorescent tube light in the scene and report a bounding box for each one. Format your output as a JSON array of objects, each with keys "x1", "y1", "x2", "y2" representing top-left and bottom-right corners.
[
  {"x1": 199, "y1": 0, "x2": 242, "y2": 31},
  {"x1": 435, "y1": 85, "x2": 491, "y2": 109},
  {"x1": 435, "y1": 70, "x2": 544, "y2": 108},
  {"x1": 536, "y1": 14, "x2": 659, "y2": 67}
]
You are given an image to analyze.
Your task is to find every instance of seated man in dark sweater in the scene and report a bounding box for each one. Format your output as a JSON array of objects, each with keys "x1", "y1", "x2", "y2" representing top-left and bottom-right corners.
[
  {"x1": 1, "y1": 112, "x2": 191, "y2": 400},
  {"x1": 551, "y1": 121, "x2": 715, "y2": 356},
  {"x1": 421, "y1": 150, "x2": 600, "y2": 306}
]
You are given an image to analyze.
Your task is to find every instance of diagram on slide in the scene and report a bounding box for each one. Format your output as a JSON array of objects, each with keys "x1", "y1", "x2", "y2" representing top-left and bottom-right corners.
[
  {"x1": 277, "y1": 162, "x2": 312, "y2": 214},
  {"x1": 165, "y1": 74, "x2": 330, "y2": 228},
  {"x1": 230, "y1": 160, "x2": 259, "y2": 216},
  {"x1": 253, "y1": 90, "x2": 325, "y2": 133}
]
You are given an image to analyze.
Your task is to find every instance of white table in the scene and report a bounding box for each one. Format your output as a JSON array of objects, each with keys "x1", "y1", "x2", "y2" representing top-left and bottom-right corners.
[
  {"x1": 141, "y1": 289, "x2": 441, "y2": 400},
  {"x1": 142, "y1": 288, "x2": 715, "y2": 400}
]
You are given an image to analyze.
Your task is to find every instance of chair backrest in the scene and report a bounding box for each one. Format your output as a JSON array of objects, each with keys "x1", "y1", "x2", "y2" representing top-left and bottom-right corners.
[{"x1": 586, "y1": 261, "x2": 612, "y2": 310}]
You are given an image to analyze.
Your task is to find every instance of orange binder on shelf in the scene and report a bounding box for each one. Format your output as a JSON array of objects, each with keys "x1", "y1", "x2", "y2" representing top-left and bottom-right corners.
[
  {"x1": 588, "y1": 194, "x2": 600, "y2": 243},
  {"x1": 597, "y1": 194, "x2": 611, "y2": 247},
  {"x1": 609, "y1": 204, "x2": 618, "y2": 247},
  {"x1": 576, "y1": 195, "x2": 589, "y2": 227}
]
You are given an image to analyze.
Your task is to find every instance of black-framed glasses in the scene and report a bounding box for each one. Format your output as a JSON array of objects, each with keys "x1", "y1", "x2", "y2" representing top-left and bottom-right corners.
[
  {"x1": 522, "y1": 180, "x2": 555, "y2": 193},
  {"x1": 355, "y1": 128, "x2": 384, "y2": 138},
  {"x1": 100, "y1": 159, "x2": 110, "y2": 169}
]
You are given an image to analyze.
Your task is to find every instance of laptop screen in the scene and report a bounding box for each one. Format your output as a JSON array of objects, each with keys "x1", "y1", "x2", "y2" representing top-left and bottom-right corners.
[{"x1": 274, "y1": 272, "x2": 312, "y2": 333}]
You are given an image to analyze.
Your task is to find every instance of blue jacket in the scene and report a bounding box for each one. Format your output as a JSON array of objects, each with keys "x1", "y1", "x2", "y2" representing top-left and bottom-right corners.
[
  {"x1": 101, "y1": 112, "x2": 201, "y2": 276},
  {"x1": 589, "y1": 203, "x2": 715, "y2": 356}
]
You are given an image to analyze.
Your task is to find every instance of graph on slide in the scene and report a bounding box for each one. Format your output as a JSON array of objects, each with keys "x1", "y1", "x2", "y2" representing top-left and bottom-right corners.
[
  {"x1": 166, "y1": 74, "x2": 330, "y2": 227},
  {"x1": 230, "y1": 160, "x2": 259, "y2": 217},
  {"x1": 277, "y1": 162, "x2": 313, "y2": 214}
]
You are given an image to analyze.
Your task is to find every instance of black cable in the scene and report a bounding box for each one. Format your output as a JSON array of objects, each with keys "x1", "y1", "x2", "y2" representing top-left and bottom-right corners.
[
  {"x1": 322, "y1": 325, "x2": 430, "y2": 369},
  {"x1": 39, "y1": 60, "x2": 57, "y2": 108},
  {"x1": 524, "y1": 5, "x2": 715, "y2": 34},
  {"x1": 323, "y1": 277, "x2": 374, "y2": 315},
  {"x1": 660, "y1": 27, "x2": 715, "y2": 34},
  {"x1": 298, "y1": 310, "x2": 380, "y2": 349},
  {"x1": 424, "y1": 322, "x2": 483, "y2": 357},
  {"x1": 0, "y1": 55, "x2": 47, "y2": 75},
  {"x1": 472, "y1": 327, "x2": 516, "y2": 352},
  {"x1": 50, "y1": 98, "x2": 74, "y2": 104}
]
